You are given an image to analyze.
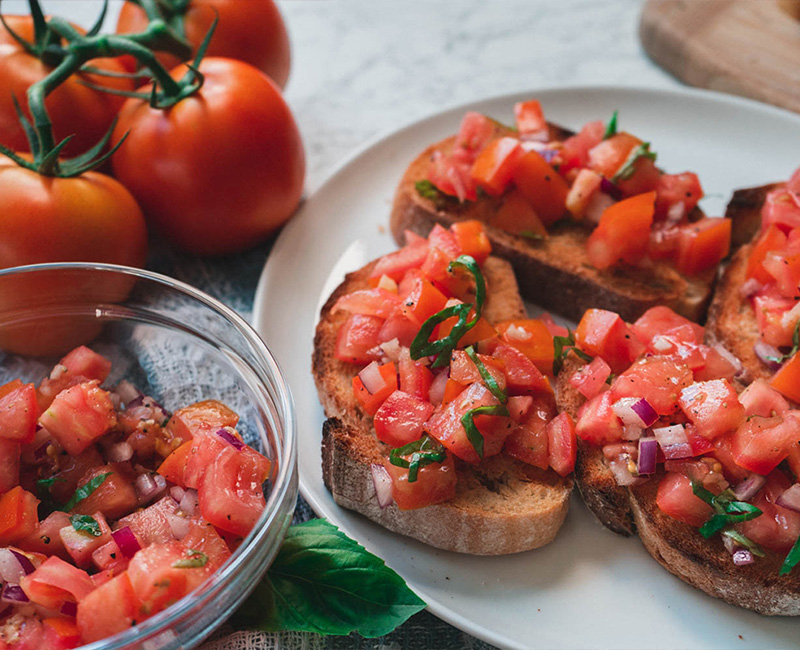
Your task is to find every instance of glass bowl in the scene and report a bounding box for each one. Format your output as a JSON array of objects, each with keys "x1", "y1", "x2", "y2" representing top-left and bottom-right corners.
[{"x1": 0, "y1": 262, "x2": 298, "y2": 650}]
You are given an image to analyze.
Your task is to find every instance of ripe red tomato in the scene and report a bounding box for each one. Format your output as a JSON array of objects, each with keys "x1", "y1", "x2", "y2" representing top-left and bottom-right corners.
[
  {"x1": 111, "y1": 57, "x2": 304, "y2": 255},
  {"x1": 0, "y1": 16, "x2": 134, "y2": 157},
  {"x1": 116, "y1": 0, "x2": 291, "y2": 88}
]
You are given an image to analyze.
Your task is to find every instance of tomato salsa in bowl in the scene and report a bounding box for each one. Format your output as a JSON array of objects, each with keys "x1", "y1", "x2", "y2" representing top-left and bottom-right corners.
[{"x1": 0, "y1": 263, "x2": 298, "y2": 650}]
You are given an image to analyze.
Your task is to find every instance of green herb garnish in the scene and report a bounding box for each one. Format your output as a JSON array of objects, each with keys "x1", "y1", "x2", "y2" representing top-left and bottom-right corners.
[
  {"x1": 415, "y1": 179, "x2": 440, "y2": 201},
  {"x1": 465, "y1": 346, "x2": 507, "y2": 403},
  {"x1": 603, "y1": 110, "x2": 618, "y2": 139},
  {"x1": 70, "y1": 514, "x2": 102, "y2": 537},
  {"x1": 172, "y1": 549, "x2": 209, "y2": 569},
  {"x1": 691, "y1": 482, "x2": 762, "y2": 539},
  {"x1": 519, "y1": 230, "x2": 544, "y2": 241},
  {"x1": 722, "y1": 530, "x2": 765, "y2": 558},
  {"x1": 611, "y1": 142, "x2": 657, "y2": 183},
  {"x1": 63, "y1": 472, "x2": 112, "y2": 512},
  {"x1": 552, "y1": 328, "x2": 593, "y2": 375},
  {"x1": 409, "y1": 254, "x2": 485, "y2": 368},
  {"x1": 388, "y1": 436, "x2": 447, "y2": 483},
  {"x1": 781, "y1": 534, "x2": 800, "y2": 575},
  {"x1": 460, "y1": 404, "x2": 510, "y2": 459},
  {"x1": 766, "y1": 319, "x2": 800, "y2": 365}
]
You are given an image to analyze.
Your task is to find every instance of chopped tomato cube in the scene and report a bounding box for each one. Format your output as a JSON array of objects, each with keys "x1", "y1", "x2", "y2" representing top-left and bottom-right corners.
[
  {"x1": 374, "y1": 390, "x2": 435, "y2": 447},
  {"x1": 117, "y1": 496, "x2": 181, "y2": 546},
  {"x1": 398, "y1": 353, "x2": 434, "y2": 401},
  {"x1": 383, "y1": 452, "x2": 457, "y2": 510},
  {"x1": 587, "y1": 132, "x2": 641, "y2": 178},
  {"x1": 512, "y1": 150, "x2": 569, "y2": 225},
  {"x1": 441, "y1": 378, "x2": 467, "y2": 405},
  {"x1": 60, "y1": 511, "x2": 113, "y2": 568},
  {"x1": 739, "y1": 378, "x2": 790, "y2": 418},
  {"x1": 507, "y1": 395, "x2": 535, "y2": 423},
  {"x1": 731, "y1": 413, "x2": 800, "y2": 475},
  {"x1": 0, "y1": 438, "x2": 20, "y2": 495},
  {"x1": 352, "y1": 361, "x2": 397, "y2": 416},
  {"x1": 471, "y1": 137, "x2": 523, "y2": 196},
  {"x1": 575, "y1": 391, "x2": 623, "y2": 446},
  {"x1": 770, "y1": 353, "x2": 800, "y2": 403},
  {"x1": 495, "y1": 319, "x2": 555, "y2": 375},
  {"x1": 745, "y1": 224, "x2": 787, "y2": 284},
  {"x1": 610, "y1": 356, "x2": 693, "y2": 416},
  {"x1": 370, "y1": 233, "x2": 429, "y2": 281},
  {"x1": 400, "y1": 276, "x2": 448, "y2": 325},
  {"x1": 678, "y1": 379, "x2": 745, "y2": 440},
  {"x1": 565, "y1": 168, "x2": 603, "y2": 219},
  {"x1": 654, "y1": 172, "x2": 703, "y2": 219},
  {"x1": 157, "y1": 439, "x2": 194, "y2": 486},
  {"x1": 569, "y1": 356, "x2": 611, "y2": 400},
  {"x1": 514, "y1": 99, "x2": 546, "y2": 134},
  {"x1": 21, "y1": 556, "x2": 95, "y2": 610},
  {"x1": 332, "y1": 288, "x2": 401, "y2": 318},
  {"x1": 451, "y1": 220, "x2": 491, "y2": 265},
  {"x1": 71, "y1": 465, "x2": 138, "y2": 520},
  {"x1": 737, "y1": 469, "x2": 800, "y2": 553},
  {"x1": 674, "y1": 217, "x2": 732, "y2": 276},
  {"x1": 489, "y1": 189, "x2": 548, "y2": 239},
  {"x1": 762, "y1": 188, "x2": 800, "y2": 232},
  {"x1": 0, "y1": 383, "x2": 37, "y2": 444},
  {"x1": 547, "y1": 412, "x2": 576, "y2": 477},
  {"x1": 455, "y1": 111, "x2": 496, "y2": 155},
  {"x1": 615, "y1": 156, "x2": 661, "y2": 198},
  {"x1": 39, "y1": 381, "x2": 117, "y2": 455},
  {"x1": 42, "y1": 618, "x2": 81, "y2": 648},
  {"x1": 503, "y1": 408, "x2": 550, "y2": 469},
  {"x1": 632, "y1": 306, "x2": 704, "y2": 350},
  {"x1": 586, "y1": 191, "x2": 656, "y2": 270},
  {"x1": 449, "y1": 350, "x2": 506, "y2": 390},
  {"x1": 559, "y1": 120, "x2": 605, "y2": 171},
  {"x1": 335, "y1": 314, "x2": 384, "y2": 364},
  {"x1": 0, "y1": 485, "x2": 39, "y2": 545},
  {"x1": 763, "y1": 249, "x2": 800, "y2": 298},
  {"x1": 378, "y1": 308, "x2": 419, "y2": 348},
  {"x1": 77, "y1": 572, "x2": 142, "y2": 644},
  {"x1": 493, "y1": 341, "x2": 552, "y2": 396},
  {"x1": 575, "y1": 308, "x2": 644, "y2": 373},
  {"x1": 166, "y1": 399, "x2": 239, "y2": 441},
  {"x1": 37, "y1": 346, "x2": 112, "y2": 410},
  {"x1": 656, "y1": 471, "x2": 713, "y2": 527}
]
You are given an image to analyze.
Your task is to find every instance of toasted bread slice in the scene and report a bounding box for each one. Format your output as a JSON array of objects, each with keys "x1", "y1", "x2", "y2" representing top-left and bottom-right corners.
[
  {"x1": 313, "y1": 255, "x2": 572, "y2": 555},
  {"x1": 391, "y1": 133, "x2": 718, "y2": 324},
  {"x1": 556, "y1": 355, "x2": 800, "y2": 615},
  {"x1": 706, "y1": 184, "x2": 780, "y2": 384}
]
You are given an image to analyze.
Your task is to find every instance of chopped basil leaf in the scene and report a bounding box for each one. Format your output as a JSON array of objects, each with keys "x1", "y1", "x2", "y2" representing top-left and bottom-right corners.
[
  {"x1": 388, "y1": 435, "x2": 447, "y2": 483},
  {"x1": 552, "y1": 328, "x2": 593, "y2": 375},
  {"x1": 232, "y1": 519, "x2": 425, "y2": 636},
  {"x1": 691, "y1": 482, "x2": 762, "y2": 539},
  {"x1": 63, "y1": 472, "x2": 112, "y2": 512},
  {"x1": 465, "y1": 346, "x2": 506, "y2": 403},
  {"x1": 766, "y1": 319, "x2": 800, "y2": 365},
  {"x1": 70, "y1": 514, "x2": 102, "y2": 537},
  {"x1": 172, "y1": 549, "x2": 208, "y2": 569},
  {"x1": 781, "y1": 534, "x2": 800, "y2": 575},
  {"x1": 460, "y1": 404, "x2": 510, "y2": 459},
  {"x1": 722, "y1": 530, "x2": 765, "y2": 558},
  {"x1": 603, "y1": 110, "x2": 618, "y2": 139},
  {"x1": 519, "y1": 230, "x2": 544, "y2": 241},
  {"x1": 415, "y1": 179, "x2": 440, "y2": 201},
  {"x1": 611, "y1": 142, "x2": 657, "y2": 183}
]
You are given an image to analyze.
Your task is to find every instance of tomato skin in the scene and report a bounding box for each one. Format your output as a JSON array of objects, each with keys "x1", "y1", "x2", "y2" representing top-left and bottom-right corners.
[
  {"x1": 656, "y1": 471, "x2": 713, "y2": 527},
  {"x1": 374, "y1": 390, "x2": 435, "y2": 447},
  {"x1": 678, "y1": 379, "x2": 744, "y2": 440},
  {"x1": 731, "y1": 414, "x2": 800, "y2": 476},
  {"x1": 117, "y1": 0, "x2": 291, "y2": 88},
  {"x1": 111, "y1": 57, "x2": 304, "y2": 255},
  {"x1": 610, "y1": 356, "x2": 693, "y2": 416},
  {"x1": 547, "y1": 412, "x2": 576, "y2": 477},
  {"x1": 0, "y1": 16, "x2": 134, "y2": 157},
  {"x1": 575, "y1": 308, "x2": 644, "y2": 373},
  {"x1": 384, "y1": 453, "x2": 457, "y2": 510},
  {"x1": 76, "y1": 572, "x2": 141, "y2": 644}
]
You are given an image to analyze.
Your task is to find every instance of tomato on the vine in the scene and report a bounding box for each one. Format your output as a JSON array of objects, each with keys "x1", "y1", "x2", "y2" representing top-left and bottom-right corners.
[
  {"x1": 0, "y1": 15, "x2": 134, "y2": 157},
  {"x1": 116, "y1": 0, "x2": 291, "y2": 88},
  {"x1": 110, "y1": 57, "x2": 304, "y2": 256}
]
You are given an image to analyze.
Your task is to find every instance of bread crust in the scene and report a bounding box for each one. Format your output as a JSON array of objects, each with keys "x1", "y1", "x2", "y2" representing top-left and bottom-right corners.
[
  {"x1": 313, "y1": 256, "x2": 572, "y2": 555},
  {"x1": 390, "y1": 133, "x2": 717, "y2": 323}
]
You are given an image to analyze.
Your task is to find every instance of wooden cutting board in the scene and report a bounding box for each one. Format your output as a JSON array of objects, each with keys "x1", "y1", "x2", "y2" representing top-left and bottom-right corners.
[{"x1": 640, "y1": 0, "x2": 800, "y2": 113}]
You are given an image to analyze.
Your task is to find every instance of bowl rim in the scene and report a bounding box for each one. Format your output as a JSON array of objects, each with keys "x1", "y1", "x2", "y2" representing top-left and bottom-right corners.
[{"x1": 0, "y1": 261, "x2": 298, "y2": 650}]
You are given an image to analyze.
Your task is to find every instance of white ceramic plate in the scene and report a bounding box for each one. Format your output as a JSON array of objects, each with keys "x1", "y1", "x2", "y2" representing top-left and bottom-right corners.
[{"x1": 253, "y1": 86, "x2": 800, "y2": 650}]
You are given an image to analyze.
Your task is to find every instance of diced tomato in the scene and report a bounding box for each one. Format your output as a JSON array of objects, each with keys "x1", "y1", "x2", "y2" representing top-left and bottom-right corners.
[
  {"x1": 0, "y1": 486, "x2": 39, "y2": 545},
  {"x1": 437, "y1": 310, "x2": 497, "y2": 348},
  {"x1": 746, "y1": 224, "x2": 788, "y2": 284},
  {"x1": 60, "y1": 511, "x2": 113, "y2": 568},
  {"x1": 586, "y1": 191, "x2": 656, "y2": 269},
  {"x1": 455, "y1": 111, "x2": 496, "y2": 155},
  {"x1": 0, "y1": 438, "x2": 20, "y2": 495},
  {"x1": 41, "y1": 618, "x2": 81, "y2": 649},
  {"x1": 426, "y1": 382, "x2": 511, "y2": 463},
  {"x1": 678, "y1": 379, "x2": 745, "y2": 440},
  {"x1": 692, "y1": 345, "x2": 738, "y2": 383},
  {"x1": 332, "y1": 288, "x2": 400, "y2": 319},
  {"x1": 39, "y1": 382, "x2": 117, "y2": 456},
  {"x1": 451, "y1": 220, "x2": 491, "y2": 265},
  {"x1": 615, "y1": 155, "x2": 661, "y2": 197},
  {"x1": 762, "y1": 188, "x2": 800, "y2": 232},
  {"x1": 370, "y1": 234, "x2": 429, "y2": 281},
  {"x1": 493, "y1": 341, "x2": 553, "y2": 396},
  {"x1": 127, "y1": 541, "x2": 202, "y2": 614},
  {"x1": 489, "y1": 189, "x2": 548, "y2": 239},
  {"x1": 18, "y1": 511, "x2": 71, "y2": 560},
  {"x1": 787, "y1": 443, "x2": 800, "y2": 480},
  {"x1": 503, "y1": 406, "x2": 550, "y2": 469},
  {"x1": 117, "y1": 496, "x2": 181, "y2": 546},
  {"x1": 165, "y1": 399, "x2": 239, "y2": 442},
  {"x1": 92, "y1": 539, "x2": 130, "y2": 573},
  {"x1": 471, "y1": 136, "x2": 523, "y2": 197},
  {"x1": 157, "y1": 440, "x2": 193, "y2": 486},
  {"x1": 427, "y1": 149, "x2": 477, "y2": 202},
  {"x1": 37, "y1": 346, "x2": 112, "y2": 410},
  {"x1": 428, "y1": 223, "x2": 461, "y2": 260},
  {"x1": 512, "y1": 150, "x2": 569, "y2": 225},
  {"x1": 547, "y1": 412, "x2": 576, "y2": 476},
  {"x1": 753, "y1": 290, "x2": 796, "y2": 348},
  {"x1": 398, "y1": 353, "x2": 433, "y2": 401},
  {"x1": 587, "y1": 132, "x2": 641, "y2": 178},
  {"x1": 352, "y1": 361, "x2": 397, "y2": 416},
  {"x1": 731, "y1": 413, "x2": 800, "y2": 475},
  {"x1": 565, "y1": 168, "x2": 603, "y2": 219},
  {"x1": 38, "y1": 447, "x2": 104, "y2": 505},
  {"x1": 378, "y1": 308, "x2": 419, "y2": 348},
  {"x1": 77, "y1": 572, "x2": 141, "y2": 644},
  {"x1": 736, "y1": 469, "x2": 800, "y2": 553},
  {"x1": 335, "y1": 314, "x2": 384, "y2": 364},
  {"x1": 763, "y1": 249, "x2": 800, "y2": 298},
  {"x1": 575, "y1": 308, "x2": 644, "y2": 373},
  {"x1": 656, "y1": 471, "x2": 714, "y2": 527},
  {"x1": 674, "y1": 218, "x2": 732, "y2": 276},
  {"x1": 610, "y1": 356, "x2": 693, "y2": 416},
  {"x1": 400, "y1": 275, "x2": 448, "y2": 325},
  {"x1": 374, "y1": 390, "x2": 435, "y2": 447},
  {"x1": 495, "y1": 319, "x2": 555, "y2": 375},
  {"x1": 181, "y1": 520, "x2": 232, "y2": 570},
  {"x1": 20, "y1": 556, "x2": 95, "y2": 609},
  {"x1": 441, "y1": 378, "x2": 467, "y2": 405},
  {"x1": 654, "y1": 172, "x2": 703, "y2": 219},
  {"x1": 0, "y1": 383, "x2": 37, "y2": 444},
  {"x1": 198, "y1": 443, "x2": 271, "y2": 537},
  {"x1": 514, "y1": 99, "x2": 546, "y2": 134},
  {"x1": 70, "y1": 465, "x2": 138, "y2": 521},
  {"x1": 632, "y1": 306, "x2": 704, "y2": 349},
  {"x1": 449, "y1": 350, "x2": 506, "y2": 390},
  {"x1": 539, "y1": 312, "x2": 569, "y2": 338},
  {"x1": 575, "y1": 391, "x2": 623, "y2": 445},
  {"x1": 506, "y1": 395, "x2": 534, "y2": 423},
  {"x1": 709, "y1": 436, "x2": 750, "y2": 483},
  {"x1": 559, "y1": 120, "x2": 605, "y2": 171},
  {"x1": 739, "y1": 378, "x2": 790, "y2": 417},
  {"x1": 770, "y1": 353, "x2": 800, "y2": 404},
  {"x1": 569, "y1": 356, "x2": 611, "y2": 400},
  {"x1": 383, "y1": 452, "x2": 457, "y2": 510}
]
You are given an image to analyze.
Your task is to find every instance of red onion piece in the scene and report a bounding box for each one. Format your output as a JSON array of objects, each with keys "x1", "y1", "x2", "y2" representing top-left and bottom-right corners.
[
  {"x1": 169, "y1": 486, "x2": 186, "y2": 502},
  {"x1": 734, "y1": 474, "x2": 767, "y2": 503},
  {"x1": 370, "y1": 463, "x2": 393, "y2": 509},
  {"x1": 653, "y1": 424, "x2": 693, "y2": 459},
  {"x1": 1, "y1": 584, "x2": 29, "y2": 604},
  {"x1": 621, "y1": 425, "x2": 644, "y2": 441},
  {"x1": 179, "y1": 489, "x2": 199, "y2": 517},
  {"x1": 631, "y1": 398, "x2": 658, "y2": 427},
  {"x1": 60, "y1": 601, "x2": 77, "y2": 617},
  {"x1": 612, "y1": 397, "x2": 656, "y2": 427},
  {"x1": 0, "y1": 551, "x2": 25, "y2": 584},
  {"x1": 379, "y1": 338, "x2": 401, "y2": 363},
  {"x1": 637, "y1": 437, "x2": 658, "y2": 475},
  {"x1": 0, "y1": 605, "x2": 11, "y2": 618},
  {"x1": 776, "y1": 483, "x2": 800, "y2": 512},
  {"x1": 112, "y1": 526, "x2": 142, "y2": 559},
  {"x1": 135, "y1": 473, "x2": 167, "y2": 505},
  {"x1": 608, "y1": 457, "x2": 641, "y2": 486},
  {"x1": 8, "y1": 550, "x2": 34, "y2": 576},
  {"x1": 357, "y1": 361, "x2": 384, "y2": 395},
  {"x1": 216, "y1": 427, "x2": 245, "y2": 451},
  {"x1": 600, "y1": 177, "x2": 623, "y2": 200},
  {"x1": 165, "y1": 512, "x2": 191, "y2": 540},
  {"x1": 115, "y1": 380, "x2": 142, "y2": 404},
  {"x1": 107, "y1": 441, "x2": 133, "y2": 463},
  {"x1": 739, "y1": 278, "x2": 763, "y2": 299},
  {"x1": 754, "y1": 341, "x2": 783, "y2": 371},
  {"x1": 732, "y1": 549, "x2": 754, "y2": 566}
]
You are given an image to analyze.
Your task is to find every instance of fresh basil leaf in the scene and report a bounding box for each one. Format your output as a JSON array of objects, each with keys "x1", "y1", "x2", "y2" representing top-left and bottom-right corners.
[
  {"x1": 70, "y1": 514, "x2": 102, "y2": 537},
  {"x1": 232, "y1": 519, "x2": 426, "y2": 637},
  {"x1": 519, "y1": 230, "x2": 544, "y2": 241},
  {"x1": 465, "y1": 346, "x2": 506, "y2": 403},
  {"x1": 460, "y1": 404, "x2": 510, "y2": 459},
  {"x1": 781, "y1": 533, "x2": 800, "y2": 575},
  {"x1": 415, "y1": 179, "x2": 440, "y2": 201},
  {"x1": 603, "y1": 110, "x2": 618, "y2": 139},
  {"x1": 722, "y1": 530, "x2": 765, "y2": 558},
  {"x1": 552, "y1": 328, "x2": 593, "y2": 375},
  {"x1": 173, "y1": 549, "x2": 208, "y2": 568},
  {"x1": 611, "y1": 142, "x2": 657, "y2": 183},
  {"x1": 389, "y1": 436, "x2": 447, "y2": 483},
  {"x1": 766, "y1": 319, "x2": 800, "y2": 365},
  {"x1": 63, "y1": 472, "x2": 112, "y2": 512},
  {"x1": 691, "y1": 482, "x2": 762, "y2": 539}
]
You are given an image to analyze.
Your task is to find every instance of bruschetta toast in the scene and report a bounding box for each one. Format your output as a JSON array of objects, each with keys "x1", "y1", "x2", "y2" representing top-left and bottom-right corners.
[{"x1": 313, "y1": 221, "x2": 573, "y2": 555}]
